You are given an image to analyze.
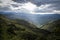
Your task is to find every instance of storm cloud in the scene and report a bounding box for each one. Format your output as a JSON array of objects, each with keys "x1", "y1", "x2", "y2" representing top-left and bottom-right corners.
[
  {"x1": 0, "y1": 0, "x2": 60, "y2": 14},
  {"x1": 12, "y1": 0, "x2": 60, "y2": 10},
  {"x1": 12, "y1": 0, "x2": 60, "y2": 6}
]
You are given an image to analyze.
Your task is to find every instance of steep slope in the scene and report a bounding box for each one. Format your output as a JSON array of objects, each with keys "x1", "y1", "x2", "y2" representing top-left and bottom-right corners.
[
  {"x1": 41, "y1": 20, "x2": 60, "y2": 40},
  {"x1": 41, "y1": 20, "x2": 60, "y2": 32},
  {"x1": 0, "y1": 14, "x2": 50, "y2": 40},
  {"x1": 0, "y1": 14, "x2": 37, "y2": 40},
  {"x1": 0, "y1": 14, "x2": 60, "y2": 40}
]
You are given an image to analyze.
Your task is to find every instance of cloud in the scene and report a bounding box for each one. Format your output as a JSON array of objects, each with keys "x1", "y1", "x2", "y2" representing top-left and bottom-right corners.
[
  {"x1": 34, "y1": 4, "x2": 60, "y2": 14},
  {"x1": 12, "y1": 0, "x2": 60, "y2": 14},
  {"x1": 0, "y1": 0, "x2": 37, "y2": 13},
  {"x1": 34, "y1": 4, "x2": 52, "y2": 13},
  {"x1": 0, "y1": 6, "x2": 10, "y2": 11},
  {"x1": 0, "y1": 0, "x2": 60, "y2": 14},
  {"x1": 12, "y1": 0, "x2": 28, "y2": 3},
  {"x1": 12, "y1": 0, "x2": 60, "y2": 6},
  {"x1": 0, "y1": 0, "x2": 22, "y2": 11},
  {"x1": 12, "y1": 0, "x2": 60, "y2": 11}
]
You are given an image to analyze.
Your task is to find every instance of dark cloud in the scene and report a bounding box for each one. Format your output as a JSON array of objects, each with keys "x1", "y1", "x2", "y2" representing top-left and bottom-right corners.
[
  {"x1": 12, "y1": 0, "x2": 60, "y2": 11},
  {"x1": 50, "y1": 3, "x2": 60, "y2": 10},
  {"x1": 11, "y1": 4, "x2": 19, "y2": 7},
  {"x1": 12, "y1": 0, "x2": 27, "y2": 3},
  {"x1": 0, "y1": 0, "x2": 60, "y2": 13},
  {"x1": 13, "y1": 0, "x2": 60, "y2": 12},
  {"x1": 0, "y1": 1, "x2": 2, "y2": 3},
  {"x1": 0, "y1": 6, "x2": 10, "y2": 11},
  {"x1": 12, "y1": 0, "x2": 60, "y2": 6}
]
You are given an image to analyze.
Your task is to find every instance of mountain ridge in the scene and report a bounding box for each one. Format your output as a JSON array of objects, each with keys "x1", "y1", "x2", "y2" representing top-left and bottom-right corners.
[
  {"x1": 0, "y1": 13, "x2": 60, "y2": 40},
  {"x1": 0, "y1": 11, "x2": 60, "y2": 27}
]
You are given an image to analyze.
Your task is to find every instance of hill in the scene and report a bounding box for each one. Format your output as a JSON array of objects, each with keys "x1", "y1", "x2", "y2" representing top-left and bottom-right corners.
[
  {"x1": 0, "y1": 14, "x2": 50, "y2": 40},
  {"x1": 41, "y1": 19, "x2": 60, "y2": 40},
  {"x1": 0, "y1": 14, "x2": 60, "y2": 40}
]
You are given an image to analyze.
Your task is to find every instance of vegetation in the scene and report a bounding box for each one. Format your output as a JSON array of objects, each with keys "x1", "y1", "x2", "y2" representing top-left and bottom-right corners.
[{"x1": 0, "y1": 14, "x2": 60, "y2": 40}]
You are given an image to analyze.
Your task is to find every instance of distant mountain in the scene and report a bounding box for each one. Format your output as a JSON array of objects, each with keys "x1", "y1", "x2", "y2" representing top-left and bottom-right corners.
[{"x1": 0, "y1": 11, "x2": 60, "y2": 27}]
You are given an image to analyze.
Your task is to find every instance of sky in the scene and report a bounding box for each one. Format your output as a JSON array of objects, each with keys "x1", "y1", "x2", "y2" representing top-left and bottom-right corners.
[{"x1": 0, "y1": 0, "x2": 60, "y2": 14}]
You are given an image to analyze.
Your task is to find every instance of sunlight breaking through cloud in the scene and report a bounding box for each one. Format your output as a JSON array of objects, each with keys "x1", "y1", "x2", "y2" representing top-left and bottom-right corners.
[{"x1": 0, "y1": 0, "x2": 60, "y2": 14}]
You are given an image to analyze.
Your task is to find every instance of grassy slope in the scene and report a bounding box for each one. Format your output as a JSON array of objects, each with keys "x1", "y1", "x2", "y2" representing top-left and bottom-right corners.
[
  {"x1": 0, "y1": 14, "x2": 60, "y2": 40},
  {"x1": 41, "y1": 19, "x2": 60, "y2": 40},
  {"x1": 0, "y1": 14, "x2": 48, "y2": 40}
]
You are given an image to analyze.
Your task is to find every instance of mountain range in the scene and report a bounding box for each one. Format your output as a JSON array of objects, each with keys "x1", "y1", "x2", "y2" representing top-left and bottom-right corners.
[
  {"x1": 0, "y1": 13, "x2": 60, "y2": 40},
  {"x1": 0, "y1": 11, "x2": 60, "y2": 27}
]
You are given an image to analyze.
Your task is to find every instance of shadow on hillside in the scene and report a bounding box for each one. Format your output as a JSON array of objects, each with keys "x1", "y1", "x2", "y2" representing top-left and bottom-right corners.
[{"x1": 0, "y1": 14, "x2": 60, "y2": 40}]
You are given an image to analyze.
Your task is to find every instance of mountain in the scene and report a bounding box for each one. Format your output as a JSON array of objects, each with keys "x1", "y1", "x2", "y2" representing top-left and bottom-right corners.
[
  {"x1": 0, "y1": 11, "x2": 60, "y2": 27},
  {"x1": 41, "y1": 19, "x2": 60, "y2": 32},
  {"x1": 0, "y1": 14, "x2": 60, "y2": 40},
  {"x1": 0, "y1": 14, "x2": 51, "y2": 40},
  {"x1": 41, "y1": 20, "x2": 60, "y2": 40}
]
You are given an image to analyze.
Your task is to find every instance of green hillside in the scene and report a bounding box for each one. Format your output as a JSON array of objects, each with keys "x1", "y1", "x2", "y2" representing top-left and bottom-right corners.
[
  {"x1": 41, "y1": 19, "x2": 60, "y2": 40},
  {"x1": 0, "y1": 14, "x2": 48, "y2": 40},
  {"x1": 41, "y1": 20, "x2": 60, "y2": 32},
  {"x1": 0, "y1": 14, "x2": 60, "y2": 40}
]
